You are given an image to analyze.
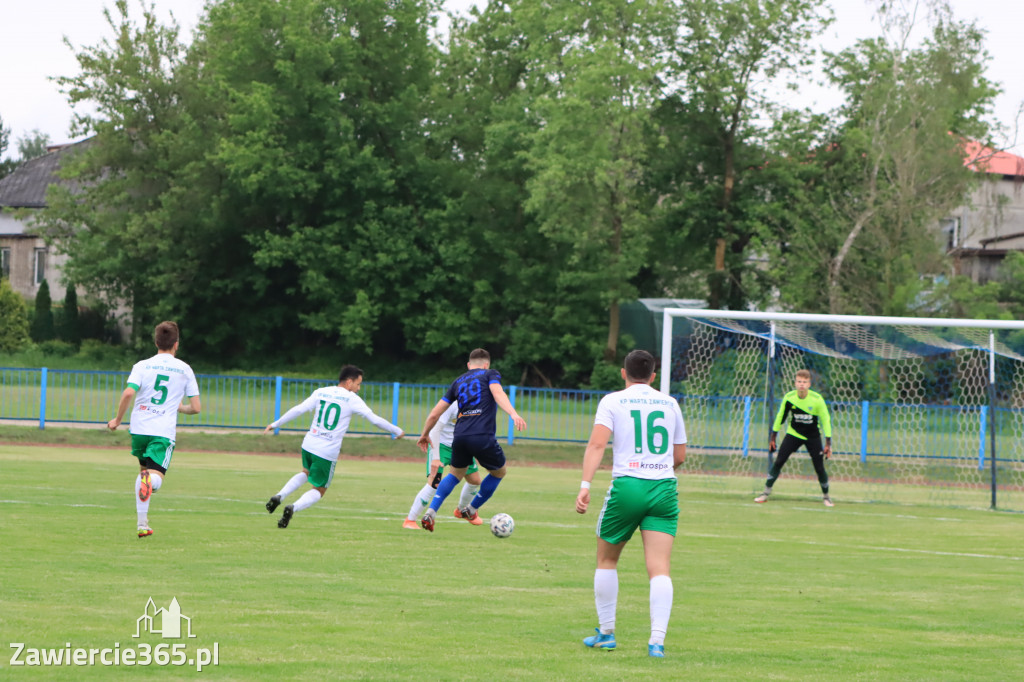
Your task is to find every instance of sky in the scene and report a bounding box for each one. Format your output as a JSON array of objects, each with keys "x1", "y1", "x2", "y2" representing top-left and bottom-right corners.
[{"x1": 1, "y1": 0, "x2": 1022, "y2": 161}]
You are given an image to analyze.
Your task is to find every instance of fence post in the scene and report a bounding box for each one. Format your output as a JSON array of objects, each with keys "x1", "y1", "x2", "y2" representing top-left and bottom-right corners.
[
  {"x1": 741, "y1": 396, "x2": 751, "y2": 457},
  {"x1": 978, "y1": 406, "x2": 987, "y2": 471},
  {"x1": 273, "y1": 376, "x2": 282, "y2": 435},
  {"x1": 39, "y1": 367, "x2": 48, "y2": 430},
  {"x1": 508, "y1": 385, "x2": 517, "y2": 446},
  {"x1": 860, "y1": 401, "x2": 869, "y2": 463},
  {"x1": 392, "y1": 382, "x2": 401, "y2": 438}
]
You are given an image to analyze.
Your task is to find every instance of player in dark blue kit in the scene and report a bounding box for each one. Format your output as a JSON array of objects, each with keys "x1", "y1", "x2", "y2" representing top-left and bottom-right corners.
[{"x1": 416, "y1": 349, "x2": 527, "y2": 532}]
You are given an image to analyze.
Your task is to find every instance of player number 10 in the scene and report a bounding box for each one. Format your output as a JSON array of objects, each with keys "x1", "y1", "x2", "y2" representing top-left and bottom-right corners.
[
  {"x1": 315, "y1": 400, "x2": 341, "y2": 431},
  {"x1": 630, "y1": 410, "x2": 668, "y2": 455}
]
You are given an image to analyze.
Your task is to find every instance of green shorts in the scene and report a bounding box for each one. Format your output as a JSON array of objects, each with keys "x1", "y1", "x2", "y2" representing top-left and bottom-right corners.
[
  {"x1": 302, "y1": 449, "x2": 337, "y2": 489},
  {"x1": 429, "y1": 442, "x2": 479, "y2": 476},
  {"x1": 131, "y1": 434, "x2": 175, "y2": 470},
  {"x1": 596, "y1": 476, "x2": 679, "y2": 545}
]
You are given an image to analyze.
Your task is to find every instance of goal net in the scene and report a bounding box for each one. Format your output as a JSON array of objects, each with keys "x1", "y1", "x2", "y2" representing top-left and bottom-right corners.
[{"x1": 659, "y1": 310, "x2": 1024, "y2": 511}]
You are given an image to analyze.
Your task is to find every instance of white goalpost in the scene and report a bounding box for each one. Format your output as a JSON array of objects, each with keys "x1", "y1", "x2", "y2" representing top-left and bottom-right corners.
[{"x1": 659, "y1": 309, "x2": 1024, "y2": 511}]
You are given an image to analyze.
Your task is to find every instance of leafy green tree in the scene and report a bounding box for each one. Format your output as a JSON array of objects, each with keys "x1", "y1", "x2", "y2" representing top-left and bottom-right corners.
[
  {"x1": 752, "y1": 110, "x2": 849, "y2": 313},
  {"x1": 414, "y1": 4, "x2": 543, "y2": 365},
  {"x1": 822, "y1": 0, "x2": 997, "y2": 314},
  {"x1": 519, "y1": 0, "x2": 679, "y2": 363},
  {"x1": 43, "y1": 0, "x2": 194, "y2": 346},
  {"x1": 220, "y1": 0, "x2": 447, "y2": 356},
  {"x1": 426, "y1": 0, "x2": 654, "y2": 384},
  {"x1": 44, "y1": 0, "x2": 322, "y2": 359},
  {"x1": 670, "y1": 0, "x2": 831, "y2": 310},
  {"x1": 30, "y1": 280, "x2": 56, "y2": 342},
  {"x1": 16, "y1": 129, "x2": 52, "y2": 161},
  {"x1": 0, "y1": 277, "x2": 31, "y2": 352},
  {"x1": 923, "y1": 252, "x2": 1024, "y2": 320},
  {"x1": 59, "y1": 283, "x2": 82, "y2": 347}
]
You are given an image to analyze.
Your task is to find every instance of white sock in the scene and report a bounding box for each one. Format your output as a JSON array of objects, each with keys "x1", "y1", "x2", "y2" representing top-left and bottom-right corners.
[
  {"x1": 407, "y1": 484, "x2": 435, "y2": 520},
  {"x1": 276, "y1": 472, "x2": 308, "y2": 500},
  {"x1": 595, "y1": 568, "x2": 618, "y2": 634},
  {"x1": 458, "y1": 483, "x2": 480, "y2": 509},
  {"x1": 649, "y1": 574, "x2": 673, "y2": 646},
  {"x1": 292, "y1": 489, "x2": 322, "y2": 513},
  {"x1": 135, "y1": 475, "x2": 148, "y2": 524},
  {"x1": 135, "y1": 473, "x2": 163, "y2": 525}
]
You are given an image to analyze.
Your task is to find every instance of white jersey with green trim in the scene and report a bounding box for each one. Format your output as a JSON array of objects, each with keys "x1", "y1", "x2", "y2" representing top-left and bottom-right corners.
[
  {"x1": 594, "y1": 383, "x2": 686, "y2": 481},
  {"x1": 436, "y1": 401, "x2": 458, "y2": 446},
  {"x1": 271, "y1": 385, "x2": 402, "y2": 462},
  {"x1": 125, "y1": 353, "x2": 200, "y2": 440}
]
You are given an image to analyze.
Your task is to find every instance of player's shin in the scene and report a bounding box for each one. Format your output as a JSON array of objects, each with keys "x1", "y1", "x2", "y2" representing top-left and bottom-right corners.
[
  {"x1": 468, "y1": 474, "x2": 501, "y2": 512},
  {"x1": 429, "y1": 474, "x2": 459, "y2": 511},
  {"x1": 649, "y1": 574, "x2": 673, "y2": 646},
  {"x1": 135, "y1": 474, "x2": 150, "y2": 524},
  {"x1": 276, "y1": 472, "x2": 308, "y2": 500},
  {"x1": 595, "y1": 568, "x2": 618, "y2": 634},
  {"x1": 292, "y1": 489, "x2": 321, "y2": 512},
  {"x1": 408, "y1": 483, "x2": 435, "y2": 520},
  {"x1": 458, "y1": 483, "x2": 481, "y2": 509}
]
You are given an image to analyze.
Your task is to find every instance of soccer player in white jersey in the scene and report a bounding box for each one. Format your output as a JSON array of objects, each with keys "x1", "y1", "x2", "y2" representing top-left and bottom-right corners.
[
  {"x1": 575, "y1": 349, "x2": 687, "y2": 658},
  {"x1": 402, "y1": 400, "x2": 484, "y2": 529},
  {"x1": 107, "y1": 321, "x2": 201, "y2": 538},
  {"x1": 263, "y1": 365, "x2": 404, "y2": 528}
]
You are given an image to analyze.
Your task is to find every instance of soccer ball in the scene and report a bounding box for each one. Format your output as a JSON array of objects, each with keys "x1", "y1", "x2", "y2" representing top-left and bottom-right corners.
[{"x1": 489, "y1": 513, "x2": 515, "y2": 538}]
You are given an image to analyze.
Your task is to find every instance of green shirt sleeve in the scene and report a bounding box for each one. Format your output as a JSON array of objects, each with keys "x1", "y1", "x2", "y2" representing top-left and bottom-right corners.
[
  {"x1": 772, "y1": 398, "x2": 788, "y2": 433},
  {"x1": 816, "y1": 394, "x2": 832, "y2": 438}
]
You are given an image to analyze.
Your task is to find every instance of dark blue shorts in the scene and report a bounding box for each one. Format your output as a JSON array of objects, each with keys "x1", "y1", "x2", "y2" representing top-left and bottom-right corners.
[{"x1": 450, "y1": 435, "x2": 506, "y2": 471}]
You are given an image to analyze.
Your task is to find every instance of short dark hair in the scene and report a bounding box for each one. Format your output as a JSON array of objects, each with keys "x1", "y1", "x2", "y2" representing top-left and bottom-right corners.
[
  {"x1": 468, "y1": 348, "x2": 490, "y2": 363},
  {"x1": 154, "y1": 321, "x2": 179, "y2": 351},
  {"x1": 338, "y1": 365, "x2": 364, "y2": 383},
  {"x1": 623, "y1": 349, "x2": 656, "y2": 382}
]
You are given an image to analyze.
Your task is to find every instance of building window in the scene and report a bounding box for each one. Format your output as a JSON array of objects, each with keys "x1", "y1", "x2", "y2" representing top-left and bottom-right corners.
[
  {"x1": 34, "y1": 248, "x2": 46, "y2": 285},
  {"x1": 940, "y1": 217, "x2": 960, "y2": 251},
  {"x1": 1, "y1": 247, "x2": 9, "y2": 279}
]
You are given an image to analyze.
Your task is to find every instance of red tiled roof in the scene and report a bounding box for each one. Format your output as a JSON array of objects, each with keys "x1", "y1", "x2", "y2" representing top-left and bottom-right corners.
[{"x1": 963, "y1": 140, "x2": 1024, "y2": 177}]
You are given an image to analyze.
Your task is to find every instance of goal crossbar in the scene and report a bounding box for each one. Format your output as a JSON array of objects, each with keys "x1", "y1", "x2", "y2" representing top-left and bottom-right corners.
[{"x1": 659, "y1": 308, "x2": 1024, "y2": 394}]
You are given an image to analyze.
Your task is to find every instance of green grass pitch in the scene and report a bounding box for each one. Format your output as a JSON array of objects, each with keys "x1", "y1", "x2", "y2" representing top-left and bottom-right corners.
[{"x1": 1, "y1": 444, "x2": 1021, "y2": 681}]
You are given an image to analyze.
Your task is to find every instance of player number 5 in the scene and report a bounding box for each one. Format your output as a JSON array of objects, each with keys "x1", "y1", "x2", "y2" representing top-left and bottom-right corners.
[{"x1": 151, "y1": 374, "x2": 170, "y2": 405}]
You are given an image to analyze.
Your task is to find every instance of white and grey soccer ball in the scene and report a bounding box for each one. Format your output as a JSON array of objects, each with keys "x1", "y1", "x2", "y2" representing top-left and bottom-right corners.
[{"x1": 489, "y1": 513, "x2": 515, "y2": 538}]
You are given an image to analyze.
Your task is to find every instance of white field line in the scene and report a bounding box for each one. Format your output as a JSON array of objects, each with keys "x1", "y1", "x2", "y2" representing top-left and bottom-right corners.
[{"x1": 2, "y1": 497, "x2": 1021, "y2": 562}]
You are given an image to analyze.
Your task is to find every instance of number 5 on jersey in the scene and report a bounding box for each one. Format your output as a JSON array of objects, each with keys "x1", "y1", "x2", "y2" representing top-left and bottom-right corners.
[{"x1": 152, "y1": 374, "x2": 170, "y2": 405}]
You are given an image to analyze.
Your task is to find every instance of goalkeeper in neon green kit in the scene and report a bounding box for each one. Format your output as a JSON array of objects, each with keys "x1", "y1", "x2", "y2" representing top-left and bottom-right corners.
[{"x1": 755, "y1": 369, "x2": 834, "y2": 507}]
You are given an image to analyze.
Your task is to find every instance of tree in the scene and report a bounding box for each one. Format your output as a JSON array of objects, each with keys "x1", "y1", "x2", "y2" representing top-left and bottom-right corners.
[
  {"x1": 671, "y1": 0, "x2": 831, "y2": 310},
  {"x1": 519, "y1": 0, "x2": 680, "y2": 363},
  {"x1": 16, "y1": 129, "x2": 52, "y2": 161},
  {"x1": 822, "y1": 0, "x2": 998, "y2": 315},
  {"x1": 220, "y1": 0, "x2": 447, "y2": 356},
  {"x1": 43, "y1": 0, "x2": 463, "y2": 363},
  {"x1": 923, "y1": 252, "x2": 1024, "y2": 320},
  {"x1": 43, "y1": 0, "x2": 194, "y2": 347},
  {"x1": 59, "y1": 283, "x2": 82, "y2": 347},
  {"x1": 30, "y1": 280, "x2": 56, "y2": 342},
  {"x1": 0, "y1": 278, "x2": 31, "y2": 353}
]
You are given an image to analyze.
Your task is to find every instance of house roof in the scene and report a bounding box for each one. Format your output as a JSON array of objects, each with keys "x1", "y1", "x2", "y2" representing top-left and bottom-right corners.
[
  {"x1": 0, "y1": 139, "x2": 90, "y2": 209},
  {"x1": 963, "y1": 140, "x2": 1024, "y2": 177}
]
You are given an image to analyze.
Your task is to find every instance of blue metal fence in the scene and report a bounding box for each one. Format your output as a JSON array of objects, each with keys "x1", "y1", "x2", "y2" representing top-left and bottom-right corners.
[{"x1": 0, "y1": 367, "x2": 1018, "y2": 465}]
